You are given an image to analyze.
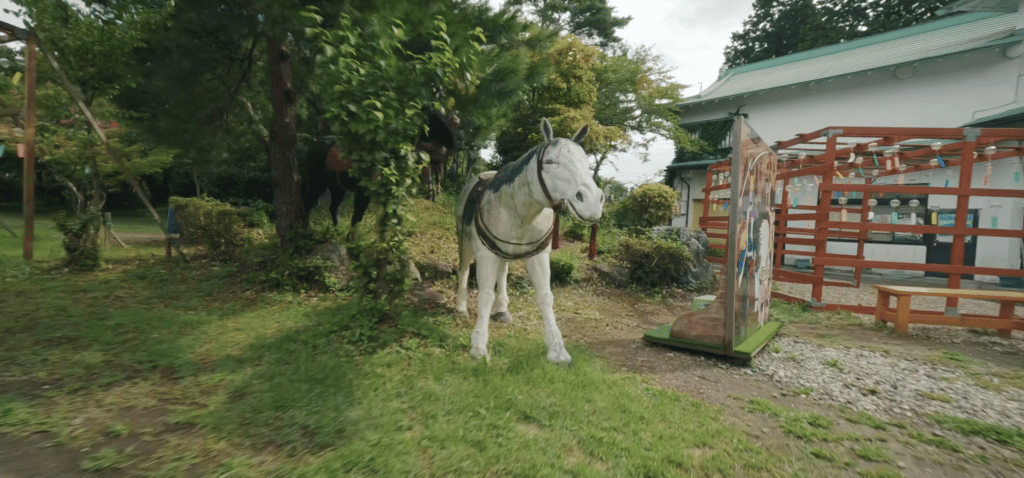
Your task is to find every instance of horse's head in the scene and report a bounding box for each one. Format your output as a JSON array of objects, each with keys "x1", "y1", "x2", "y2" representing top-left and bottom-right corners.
[{"x1": 537, "y1": 119, "x2": 604, "y2": 223}]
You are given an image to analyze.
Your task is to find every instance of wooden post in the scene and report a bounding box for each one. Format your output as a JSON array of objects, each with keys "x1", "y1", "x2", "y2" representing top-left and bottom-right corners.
[
  {"x1": 22, "y1": 34, "x2": 36, "y2": 260},
  {"x1": 775, "y1": 177, "x2": 790, "y2": 269},
  {"x1": 946, "y1": 132, "x2": 977, "y2": 314},
  {"x1": 103, "y1": 212, "x2": 112, "y2": 250},
  {"x1": 811, "y1": 133, "x2": 839, "y2": 304},
  {"x1": 856, "y1": 177, "x2": 872, "y2": 286}
]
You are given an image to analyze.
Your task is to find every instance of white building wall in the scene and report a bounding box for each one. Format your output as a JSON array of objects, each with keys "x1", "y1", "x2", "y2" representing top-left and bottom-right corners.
[
  {"x1": 678, "y1": 45, "x2": 1024, "y2": 281},
  {"x1": 679, "y1": 48, "x2": 1024, "y2": 145}
]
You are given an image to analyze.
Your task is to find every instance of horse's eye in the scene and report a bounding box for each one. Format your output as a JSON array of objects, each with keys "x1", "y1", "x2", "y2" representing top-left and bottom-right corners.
[{"x1": 545, "y1": 159, "x2": 555, "y2": 165}]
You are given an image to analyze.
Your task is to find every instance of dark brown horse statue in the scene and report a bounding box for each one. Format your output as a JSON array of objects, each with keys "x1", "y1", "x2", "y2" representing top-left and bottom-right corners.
[
  {"x1": 416, "y1": 111, "x2": 461, "y2": 200},
  {"x1": 303, "y1": 140, "x2": 370, "y2": 242},
  {"x1": 303, "y1": 110, "x2": 460, "y2": 240}
]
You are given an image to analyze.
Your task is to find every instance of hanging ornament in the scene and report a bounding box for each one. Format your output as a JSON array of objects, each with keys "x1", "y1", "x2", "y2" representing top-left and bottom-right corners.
[
  {"x1": 889, "y1": 198, "x2": 901, "y2": 224},
  {"x1": 909, "y1": 199, "x2": 920, "y2": 225},
  {"x1": 898, "y1": 164, "x2": 907, "y2": 185},
  {"x1": 838, "y1": 196, "x2": 848, "y2": 222},
  {"x1": 868, "y1": 142, "x2": 879, "y2": 166},
  {"x1": 867, "y1": 198, "x2": 877, "y2": 221},
  {"x1": 984, "y1": 145, "x2": 996, "y2": 186}
]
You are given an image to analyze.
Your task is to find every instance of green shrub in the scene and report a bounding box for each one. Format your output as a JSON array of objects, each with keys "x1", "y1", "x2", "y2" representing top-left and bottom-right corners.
[
  {"x1": 614, "y1": 234, "x2": 694, "y2": 289},
  {"x1": 621, "y1": 183, "x2": 677, "y2": 228},
  {"x1": 549, "y1": 252, "x2": 578, "y2": 285},
  {"x1": 53, "y1": 211, "x2": 102, "y2": 271},
  {"x1": 562, "y1": 215, "x2": 590, "y2": 242},
  {"x1": 169, "y1": 197, "x2": 267, "y2": 259}
]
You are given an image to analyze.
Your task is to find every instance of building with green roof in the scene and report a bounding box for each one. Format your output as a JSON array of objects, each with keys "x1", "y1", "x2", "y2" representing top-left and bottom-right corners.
[{"x1": 668, "y1": 0, "x2": 1024, "y2": 285}]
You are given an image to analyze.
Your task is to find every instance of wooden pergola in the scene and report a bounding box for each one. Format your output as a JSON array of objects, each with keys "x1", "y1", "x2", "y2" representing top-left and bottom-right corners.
[{"x1": 700, "y1": 126, "x2": 1024, "y2": 315}]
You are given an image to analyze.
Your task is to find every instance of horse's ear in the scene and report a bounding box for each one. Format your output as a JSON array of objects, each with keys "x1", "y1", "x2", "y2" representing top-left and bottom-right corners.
[
  {"x1": 571, "y1": 124, "x2": 590, "y2": 145},
  {"x1": 541, "y1": 118, "x2": 554, "y2": 142}
]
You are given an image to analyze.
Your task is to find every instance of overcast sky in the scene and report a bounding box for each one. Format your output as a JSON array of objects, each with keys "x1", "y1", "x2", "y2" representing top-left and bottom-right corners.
[
  {"x1": 601, "y1": 0, "x2": 753, "y2": 186},
  {"x1": 1, "y1": 0, "x2": 755, "y2": 187}
]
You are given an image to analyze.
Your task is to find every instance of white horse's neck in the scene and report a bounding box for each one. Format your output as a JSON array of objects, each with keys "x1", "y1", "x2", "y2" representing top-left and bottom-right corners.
[{"x1": 480, "y1": 147, "x2": 555, "y2": 242}]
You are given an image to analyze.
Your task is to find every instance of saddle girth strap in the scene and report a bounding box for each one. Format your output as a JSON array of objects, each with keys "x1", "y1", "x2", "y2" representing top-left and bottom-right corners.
[
  {"x1": 475, "y1": 203, "x2": 554, "y2": 260},
  {"x1": 471, "y1": 175, "x2": 554, "y2": 261}
]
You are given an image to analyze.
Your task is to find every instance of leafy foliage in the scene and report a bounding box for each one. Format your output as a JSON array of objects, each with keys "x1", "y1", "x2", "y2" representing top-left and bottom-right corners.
[
  {"x1": 52, "y1": 211, "x2": 102, "y2": 271},
  {"x1": 549, "y1": 250, "x2": 578, "y2": 285},
  {"x1": 169, "y1": 197, "x2": 267, "y2": 259},
  {"x1": 304, "y1": 9, "x2": 483, "y2": 302},
  {"x1": 622, "y1": 183, "x2": 676, "y2": 228},
  {"x1": 507, "y1": 0, "x2": 632, "y2": 48},
  {"x1": 724, "y1": 0, "x2": 946, "y2": 68},
  {"x1": 613, "y1": 234, "x2": 694, "y2": 289}
]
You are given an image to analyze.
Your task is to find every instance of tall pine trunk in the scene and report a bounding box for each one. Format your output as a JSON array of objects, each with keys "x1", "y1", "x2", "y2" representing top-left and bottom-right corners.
[{"x1": 266, "y1": 34, "x2": 306, "y2": 246}]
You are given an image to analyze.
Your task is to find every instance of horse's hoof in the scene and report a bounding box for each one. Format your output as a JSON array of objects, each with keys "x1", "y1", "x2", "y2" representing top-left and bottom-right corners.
[
  {"x1": 548, "y1": 351, "x2": 572, "y2": 365},
  {"x1": 490, "y1": 311, "x2": 513, "y2": 324},
  {"x1": 470, "y1": 347, "x2": 490, "y2": 363}
]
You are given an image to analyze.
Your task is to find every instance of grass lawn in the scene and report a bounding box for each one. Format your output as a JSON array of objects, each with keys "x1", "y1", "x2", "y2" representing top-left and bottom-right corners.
[{"x1": 1, "y1": 199, "x2": 798, "y2": 477}]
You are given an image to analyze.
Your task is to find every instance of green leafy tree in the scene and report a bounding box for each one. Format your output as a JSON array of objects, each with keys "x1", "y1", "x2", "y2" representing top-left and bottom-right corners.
[
  {"x1": 506, "y1": 0, "x2": 632, "y2": 48},
  {"x1": 305, "y1": 9, "x2": 483, "y2": 301},
  {"x1": 623, "y1": 182, "x2": 676, "y2": 228},
  {"x1": 440, "y1": 3, "x2": 558, "y2": 182},
  {"x1": 591, "y1": 44, "x2": 694, "y2": 184},
  {"x1": 724, "y1": 0, "x2": 947, "y2": 68}
]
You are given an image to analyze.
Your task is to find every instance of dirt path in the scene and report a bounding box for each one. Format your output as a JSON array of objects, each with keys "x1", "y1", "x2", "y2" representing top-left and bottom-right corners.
[{"x1": 560, "y1": 279, "x2": 1024, "y2": 478}]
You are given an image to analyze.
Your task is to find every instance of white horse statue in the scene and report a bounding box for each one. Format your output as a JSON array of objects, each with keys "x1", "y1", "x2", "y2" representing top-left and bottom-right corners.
[{"x1": 455, "y1": 119, "x2": 604, "y2": 364}]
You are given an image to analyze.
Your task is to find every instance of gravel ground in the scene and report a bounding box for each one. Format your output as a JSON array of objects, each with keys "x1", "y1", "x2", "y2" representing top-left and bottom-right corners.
[
  {"x1": 755, "y1": 336, "x2": 1024, "y2": 429},
  {"x1": 756, "y1": 279, "x2": 1024, "y2": 429}
]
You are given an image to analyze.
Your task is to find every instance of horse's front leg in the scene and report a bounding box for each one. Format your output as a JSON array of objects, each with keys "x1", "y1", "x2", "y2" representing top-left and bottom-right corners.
[
  {"x1": 525, "y1": 253, "x2": 571, "y2": 364},
  {"x1": 348, "y1": 192, "x2": 371, "y2": 242},
  {"x1": 470, "y1": 252, "x2": 501, "y2": 362},
  {"x1": 490, "y1": 260, "x2": 513, "y2": 324},
  {"x1": 327, "y1": 187, "x2": 346, "y2": 227}
]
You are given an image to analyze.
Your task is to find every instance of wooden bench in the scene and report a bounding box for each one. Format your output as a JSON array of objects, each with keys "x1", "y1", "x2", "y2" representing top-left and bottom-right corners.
[{"x1": 874, "y1": 285, "x2": 1024, "y2": 336}]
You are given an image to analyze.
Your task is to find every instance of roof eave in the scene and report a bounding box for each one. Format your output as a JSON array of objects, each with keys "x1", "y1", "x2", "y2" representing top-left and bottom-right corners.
[{"x1": 679, "y1": 37, "x2": 1023, "y2": 110}]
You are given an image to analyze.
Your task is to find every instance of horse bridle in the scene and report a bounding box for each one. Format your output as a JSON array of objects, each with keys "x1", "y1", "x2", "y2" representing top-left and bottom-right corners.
[{"x1": 474, "y1": 144, "x2": 563, "y2": 260}]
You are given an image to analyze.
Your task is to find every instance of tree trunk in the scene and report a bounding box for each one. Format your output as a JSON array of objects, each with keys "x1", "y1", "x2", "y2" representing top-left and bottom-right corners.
[
  {"x1": 592, "y1": 152, "x2": 609, "y2": 186},
  {"x1": 266, "y1": 34, "x2": 306, "y2": 245}
]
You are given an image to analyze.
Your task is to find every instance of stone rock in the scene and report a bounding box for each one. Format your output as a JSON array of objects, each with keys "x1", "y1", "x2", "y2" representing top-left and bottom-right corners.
[
  {"x1": 417, "y1": 261, "x2": 456, "y2": 281},
  {"x1": 408, "y1": 286, "x2": 448, "y2": 309},
  {"x1": 406, "y1": 260, "x2": 422, "y2": 282},
  {"x1": 594, "y1": 263, "x2": 631, "y2": 288},
  {"x1": 311, "y1": 242, "x2": 353, "y2": 287},
  {"x1": 649, "y1": 226, "x2": 715, "y2": 289}
]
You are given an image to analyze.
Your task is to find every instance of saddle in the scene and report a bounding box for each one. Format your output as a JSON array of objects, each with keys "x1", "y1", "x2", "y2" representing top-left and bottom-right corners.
[{"x1": 324, "y1": 145, "x2": 353, "y2": 173}]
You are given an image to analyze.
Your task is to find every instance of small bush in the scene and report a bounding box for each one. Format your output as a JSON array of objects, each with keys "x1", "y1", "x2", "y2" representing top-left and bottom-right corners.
[
  {"x1": 549, "y1": 252, "x2": 578, "y2": 285},
  {"x1": 614, "y1": 234, "x2": 694, "y2": 289},
  {"x1": 53, "y1": 211, "x2": 102, "y2": 271},
  {"x1": 621, "y1": 183, "x2": 677, "y2": 228},
  {"x1": 562, "y1": 215, "x2": 590, "y2": 242},
  {"x1": 170, "y1": 197, "x2": 267, "y2": 259}
]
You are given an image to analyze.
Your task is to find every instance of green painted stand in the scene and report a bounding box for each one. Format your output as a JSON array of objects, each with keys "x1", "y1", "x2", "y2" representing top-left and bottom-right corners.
[{"x1": 642, "y1": 321, "x2": 782, "y2": 359}]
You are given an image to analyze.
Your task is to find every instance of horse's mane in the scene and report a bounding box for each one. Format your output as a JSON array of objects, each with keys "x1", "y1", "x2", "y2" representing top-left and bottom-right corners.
[{"x1": 487, "y1": 142, "x2": 547, "y2": 193}]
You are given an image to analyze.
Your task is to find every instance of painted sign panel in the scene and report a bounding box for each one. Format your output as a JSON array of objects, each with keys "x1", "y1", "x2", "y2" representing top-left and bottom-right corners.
[
  {"x1": 726, "y1": 117, "x2": 777, "y2": 351},
  {"x1": 936, "y1": 212, "x2": 975, "y2": 243}
]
